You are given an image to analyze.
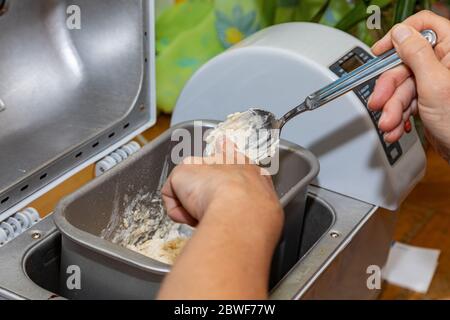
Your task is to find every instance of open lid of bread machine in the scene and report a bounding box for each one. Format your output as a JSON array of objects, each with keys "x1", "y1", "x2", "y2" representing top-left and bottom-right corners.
[{"x1": 0, "y1": 0, "x2": 156, "y2": 221}]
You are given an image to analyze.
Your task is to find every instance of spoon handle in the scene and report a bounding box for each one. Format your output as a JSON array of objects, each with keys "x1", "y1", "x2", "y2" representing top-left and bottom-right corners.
[
  {"x1": 304, "y1": 29, "x2": 437, "y2": 111},
  {"x1": 278, "y1": 30, "x2": 437, "y2": 129}
]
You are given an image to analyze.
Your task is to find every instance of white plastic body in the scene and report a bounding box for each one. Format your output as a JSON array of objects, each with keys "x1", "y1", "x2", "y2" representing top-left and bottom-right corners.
[
  {"x1": 172, "y1": 23, "x2": 426, "y2": 210},
  {"x1": 0, "y1": 4, "x2": 157, "y2": 223}
]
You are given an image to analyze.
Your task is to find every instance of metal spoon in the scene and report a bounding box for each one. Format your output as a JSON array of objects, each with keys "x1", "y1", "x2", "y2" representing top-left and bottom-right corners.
[{"x1": 252, "y1": 29, "x2": 437, "y2": 139}]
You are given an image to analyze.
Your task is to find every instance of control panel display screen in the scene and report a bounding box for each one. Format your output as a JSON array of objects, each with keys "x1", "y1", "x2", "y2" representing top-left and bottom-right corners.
[
  {"x1": 341, "y1": 55, "x2": 364, "y2": 73},
  {"x1": 330, "y1": 47, "x2": 403, "y2": 166}
]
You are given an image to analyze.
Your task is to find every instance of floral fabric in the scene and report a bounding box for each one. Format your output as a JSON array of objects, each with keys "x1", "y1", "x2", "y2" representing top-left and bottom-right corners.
[{"x1": 155, "y1": 0, "x2": 351, "y2": 113}]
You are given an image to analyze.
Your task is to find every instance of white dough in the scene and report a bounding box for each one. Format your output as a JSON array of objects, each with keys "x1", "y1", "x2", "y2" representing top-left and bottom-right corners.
[{"x1": 205, "y1": 109, "x2": 279, "y2": 163}]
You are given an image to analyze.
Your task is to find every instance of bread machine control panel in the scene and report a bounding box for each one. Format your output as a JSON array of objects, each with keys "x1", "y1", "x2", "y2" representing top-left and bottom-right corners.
[{"x1": 329, "y1": 47, "x2": 403, "y2": 166}]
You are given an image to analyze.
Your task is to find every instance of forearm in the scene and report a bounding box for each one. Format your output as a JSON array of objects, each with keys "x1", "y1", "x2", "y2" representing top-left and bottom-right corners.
[{"x1": 158, "y1": 200, "x2": 283, "y2": 300}]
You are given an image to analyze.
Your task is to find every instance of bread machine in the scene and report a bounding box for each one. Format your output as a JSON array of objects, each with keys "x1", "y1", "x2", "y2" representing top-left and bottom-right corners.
[
  {"x1": 170, "y1": 22, "x2": 427, "y2": 297},
  {"x1": 0, "y1": 2, "x2": 424, "y2": 300}
]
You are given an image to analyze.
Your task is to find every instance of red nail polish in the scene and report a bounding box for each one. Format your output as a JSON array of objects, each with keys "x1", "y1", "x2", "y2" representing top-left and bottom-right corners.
[{"x1": 404, "y1": 120, "x2": 412, "y2": 133}]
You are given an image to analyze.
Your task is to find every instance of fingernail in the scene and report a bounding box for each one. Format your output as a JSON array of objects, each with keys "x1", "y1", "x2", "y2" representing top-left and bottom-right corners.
[
  {"x1": 392, "y1": 24, "x2": 412, "y2": 44},
  {"x1": 384, "y1": 132, "x2": 391, "y2": 142},
  {"x1": 404, "y1": 119, "x2": 412, "y2": 133}
]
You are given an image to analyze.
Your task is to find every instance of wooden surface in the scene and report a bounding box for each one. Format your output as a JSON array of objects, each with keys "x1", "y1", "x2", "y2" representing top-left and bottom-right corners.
[
  {"x1": 28, "y1": 115, "x2": 449, "y2": 299},
  {"x1": 380, "y1": 149, "x2": 450, "y2": 300}
]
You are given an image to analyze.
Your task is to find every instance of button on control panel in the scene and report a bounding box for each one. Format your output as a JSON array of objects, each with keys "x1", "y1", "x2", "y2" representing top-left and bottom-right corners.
[{"x1": 329, "y1": 47, "x2": 403, "y2": 166}]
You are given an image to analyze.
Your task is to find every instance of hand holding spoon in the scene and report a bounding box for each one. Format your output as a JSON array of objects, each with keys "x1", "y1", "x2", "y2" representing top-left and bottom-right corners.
[{"x1": 250, "y1": 29, "x2": 437, "y2": 142}]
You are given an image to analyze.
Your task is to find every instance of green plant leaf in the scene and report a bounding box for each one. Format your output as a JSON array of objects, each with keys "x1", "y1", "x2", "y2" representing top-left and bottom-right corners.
[
  {"x1": 258, "y1": 0, "x2": 278, "y2": 25},
  {"x1": 420, "y1": 0, "x2": 432, "y2": 10},
  {"x1": 354, "y1": 20, "x2": 378, "y2": 45},
  {"x1": 335, "y1": 0, "x2": 393, "y2": 31},
  {"x1": 274, "y1": 0, "x2": 300, "y2": 24},
  {"x1": 310, "y1": 0, "x2": 331, "y2": 22},
  {"x1": 334, "y1": 0, "x2": 367, "y2": 30},
  {"x1": 319, "y1": 0, "x2": 354, "y2": 26},
  {"x1": 393, "y1": 0, "x2": 417, "y2": 24},
  {"x1": 293, "y1": 0, "x2": 329, "y2": 22}
]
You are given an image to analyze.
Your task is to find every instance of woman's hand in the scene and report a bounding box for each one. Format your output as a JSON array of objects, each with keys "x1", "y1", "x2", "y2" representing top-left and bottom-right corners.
[
  {"x1": 158, "y1": 143, "x2": 284, "y2": 300},
  {"x1": 369, "y1": 10, "x2": 450, "y2": 161},
  {"x1": 161, "y1": 142, "x2": 282, "y2": 228}
]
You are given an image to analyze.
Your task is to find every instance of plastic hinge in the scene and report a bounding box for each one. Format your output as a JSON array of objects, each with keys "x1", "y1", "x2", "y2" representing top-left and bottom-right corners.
[
  {"x1": 0, "y1": 207, "x2": 40, "y2": 246},
  {"x1": 95, "y1": 141, "x2": 141, "y2": 177}
]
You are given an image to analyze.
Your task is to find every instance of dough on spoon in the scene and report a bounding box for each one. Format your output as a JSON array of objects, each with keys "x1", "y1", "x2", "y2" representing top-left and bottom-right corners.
[{"x1": 205, "y1": 109, "x2": 279, "y2": 163}]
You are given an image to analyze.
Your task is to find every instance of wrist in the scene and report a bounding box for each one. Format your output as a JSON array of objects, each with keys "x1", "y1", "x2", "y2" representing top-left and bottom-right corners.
[
  {"x1": 210, "y1": 184, "x2": 282, "y2": 216},
  {"x1": 205, "y1": 192, "x2": 284, "y2": 242}
]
